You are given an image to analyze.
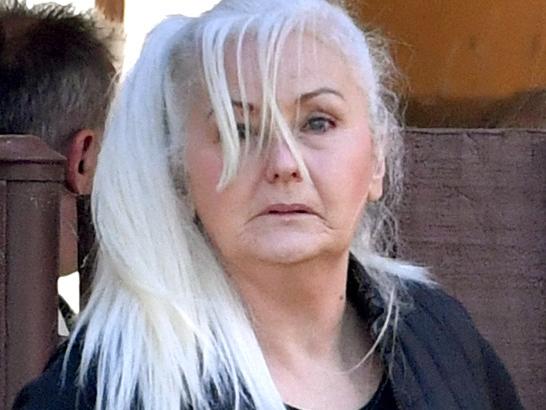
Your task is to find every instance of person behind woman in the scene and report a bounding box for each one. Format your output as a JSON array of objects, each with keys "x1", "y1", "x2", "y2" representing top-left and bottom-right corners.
[{"x1": 15, "y1": 0, "x2": 522, "y2": 409}]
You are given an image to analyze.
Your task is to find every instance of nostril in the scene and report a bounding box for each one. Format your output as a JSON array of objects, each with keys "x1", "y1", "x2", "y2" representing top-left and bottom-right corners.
[{"x1": 267, "y1": 167, "x2": 301, "y2": 183}]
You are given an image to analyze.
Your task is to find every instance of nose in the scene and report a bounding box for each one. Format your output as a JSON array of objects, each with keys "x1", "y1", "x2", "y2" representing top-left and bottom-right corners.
[{"x1": 264, "y1": 139, "x2": 303, "y2": 183}]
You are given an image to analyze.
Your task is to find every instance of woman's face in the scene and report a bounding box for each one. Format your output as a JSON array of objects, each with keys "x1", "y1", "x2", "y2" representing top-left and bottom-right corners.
[{"x1": 185, "y1": 34, "x2": 384, "y2": 267}]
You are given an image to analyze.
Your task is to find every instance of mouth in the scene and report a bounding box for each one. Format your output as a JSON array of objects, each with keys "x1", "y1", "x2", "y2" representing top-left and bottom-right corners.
[{"x1": 259, "y1": 203, "x2": 317, "y2": 216}]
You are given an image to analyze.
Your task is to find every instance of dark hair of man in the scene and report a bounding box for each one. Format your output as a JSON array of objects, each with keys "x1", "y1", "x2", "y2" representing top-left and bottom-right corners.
[{"x1": 0, "y1": 1, "x2": 118, "y2": 152}]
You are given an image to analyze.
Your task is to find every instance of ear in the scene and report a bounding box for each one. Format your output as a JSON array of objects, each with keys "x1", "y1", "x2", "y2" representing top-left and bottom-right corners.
[
  {"x1": 65, "y1": 129, "x2": 100, "y2": 195},
  {"x1": 367, "y1": 156, "x2": 385, "y2": 202}
]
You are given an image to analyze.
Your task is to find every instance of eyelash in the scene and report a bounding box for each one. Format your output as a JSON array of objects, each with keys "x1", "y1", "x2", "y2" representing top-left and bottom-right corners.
[
  {"x1": 232, "y1": 113, "x2": 337, "y2": 141},
  {"x1": 301, "y1": 115, "x2": 336, "y2": 134},
  {"x1": 236, "y1": 123, "x2": 250, "y2": 140}
]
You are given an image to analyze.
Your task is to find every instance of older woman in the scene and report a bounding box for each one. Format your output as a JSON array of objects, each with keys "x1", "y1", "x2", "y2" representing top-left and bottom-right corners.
[{"x1": 15, "y1": 0, "x2": 522, "y2": 409}]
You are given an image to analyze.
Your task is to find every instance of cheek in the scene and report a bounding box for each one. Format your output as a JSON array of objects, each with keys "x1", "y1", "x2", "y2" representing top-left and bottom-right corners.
[
  {"x1": 337, "y1": 156, "x2": 374, "y2": 218},
  {"x1": 186, "y1": 145, "x2": 224, "y2": 220},
  {"x1": 309, "y1": 134, "x2": 376, "y2": 206}
]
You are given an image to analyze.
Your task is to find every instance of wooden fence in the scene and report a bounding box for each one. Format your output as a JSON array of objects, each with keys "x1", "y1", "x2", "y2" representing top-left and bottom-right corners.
[{"x1": 399, "y1": 128, "x2": 546, "y2": 410}]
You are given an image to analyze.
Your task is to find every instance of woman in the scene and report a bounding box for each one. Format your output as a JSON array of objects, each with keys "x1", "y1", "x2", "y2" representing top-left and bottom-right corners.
[{"x1": 15, "y1": 0, "x2": 522, "y2": 409}]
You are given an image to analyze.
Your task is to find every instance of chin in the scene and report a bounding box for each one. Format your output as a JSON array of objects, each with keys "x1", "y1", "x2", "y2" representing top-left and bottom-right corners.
[{"x1": 250, "y1": 235, "x2": 330, "y2": 265}]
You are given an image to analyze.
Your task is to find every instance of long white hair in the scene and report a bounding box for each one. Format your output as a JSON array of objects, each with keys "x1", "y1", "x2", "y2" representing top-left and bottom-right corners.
[{"x1": 69, "y1": 1, "x2": 431, "y2": 409}]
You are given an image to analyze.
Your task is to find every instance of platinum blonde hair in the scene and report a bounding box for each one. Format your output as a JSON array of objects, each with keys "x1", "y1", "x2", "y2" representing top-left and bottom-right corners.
[{"x1": 69, "y1": 1, "x2": 431, "y2": 409}]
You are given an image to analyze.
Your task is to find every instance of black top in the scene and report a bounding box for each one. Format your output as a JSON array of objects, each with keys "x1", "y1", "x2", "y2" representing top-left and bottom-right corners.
[
  {"x1": 13, "y1": 258, "x2": 523, "y2": 409},
  {"x1": 285, "y1": 374, "x2": 397, "y2": 410}
]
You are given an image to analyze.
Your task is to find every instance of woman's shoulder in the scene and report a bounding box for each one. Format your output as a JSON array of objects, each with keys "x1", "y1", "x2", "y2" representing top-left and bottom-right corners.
[
  {"x1": 402, "y1": 281, "x2": 476, "y2": 329},
  {"x1": 12, "y1": 339, "x2": 96, "y2": 410},
  {"x1": 399, "y1": 280, "x2": 493, "y2": 362},
  {"x1": 396, "y1": 280, "x2": 524, "y2": 410}
]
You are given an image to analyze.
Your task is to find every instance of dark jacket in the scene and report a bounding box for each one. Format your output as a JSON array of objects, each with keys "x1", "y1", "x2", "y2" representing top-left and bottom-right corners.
[{"x1": 13, "y1": 260, "x2": 524, "y2": 409}]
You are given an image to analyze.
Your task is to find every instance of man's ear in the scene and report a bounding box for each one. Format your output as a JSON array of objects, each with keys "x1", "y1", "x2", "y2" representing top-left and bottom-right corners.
[
  {"x1": 368, "y1": 157, "x2": 385, "y2": 202},
  {"x1": 65, "y1": 129, "x2": 99, "y2": 195}
]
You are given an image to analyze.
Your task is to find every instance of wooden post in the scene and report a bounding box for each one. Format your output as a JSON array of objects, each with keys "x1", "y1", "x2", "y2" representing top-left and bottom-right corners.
[
  {"x1": 0, "y1": 135, "x2": 65, "y2": 408},
  {"x1": 95, "y1": 0, "x2": 124, "y2": 22}
]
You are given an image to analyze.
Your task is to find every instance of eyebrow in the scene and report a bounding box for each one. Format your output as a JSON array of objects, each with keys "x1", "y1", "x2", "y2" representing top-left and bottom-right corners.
[
  {"x1": 235, "y1": 88, "x2": 344, "y2": 107},
  {"x1": 207, "y1": 100, "x2": 254, "y2": 119},
  {"x1": 206, "y1": 87, "x2": 344, "y2": 119},
  {"x1": 297, "y1": 87, "x2": 345, "y2": 104},
  {"x1": 231, "y1": 100, "x2": 255, "y2": 112}
]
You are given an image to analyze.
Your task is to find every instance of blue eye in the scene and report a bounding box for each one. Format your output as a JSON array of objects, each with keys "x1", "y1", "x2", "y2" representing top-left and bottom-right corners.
[{"x1": 302, "y1": 116, "x2": 335, "y2": 134}]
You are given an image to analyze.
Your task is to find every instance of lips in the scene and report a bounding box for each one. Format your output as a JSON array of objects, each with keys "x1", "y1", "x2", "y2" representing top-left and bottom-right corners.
[{"x1": 259, "y1": 203, "x2": 316, "y2": 216}]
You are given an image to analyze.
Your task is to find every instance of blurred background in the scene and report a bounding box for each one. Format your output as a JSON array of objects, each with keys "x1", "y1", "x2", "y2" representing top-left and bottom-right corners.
[{"x1": 348, "y1": 0, "x2": 546, "y2": 128}]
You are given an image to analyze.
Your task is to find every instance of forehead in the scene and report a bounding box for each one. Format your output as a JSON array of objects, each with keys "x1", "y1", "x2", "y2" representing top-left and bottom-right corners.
[{"x1": 222, "y1": 31, "x2": 365, "y2": 103}]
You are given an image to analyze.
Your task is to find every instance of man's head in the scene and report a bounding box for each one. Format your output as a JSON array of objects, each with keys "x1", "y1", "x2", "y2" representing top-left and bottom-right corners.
[{"x1": 0, "y1": 1, "x2": 118, "y2": 193}]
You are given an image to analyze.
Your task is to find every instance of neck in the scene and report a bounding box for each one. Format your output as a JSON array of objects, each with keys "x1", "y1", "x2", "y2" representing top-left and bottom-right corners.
[{"x1": 226, "y1": 251, "x2": 358, "y2": 365}]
